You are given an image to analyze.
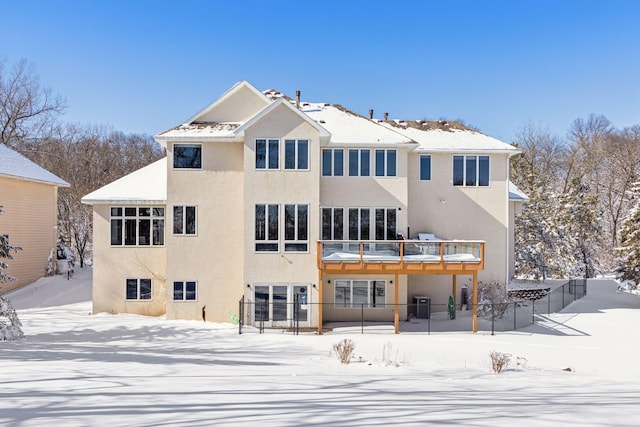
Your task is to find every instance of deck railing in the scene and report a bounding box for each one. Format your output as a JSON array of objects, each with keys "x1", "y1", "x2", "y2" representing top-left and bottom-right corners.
[{"x1": 317, "y1": 240, "x2": 485, "y2": 271}]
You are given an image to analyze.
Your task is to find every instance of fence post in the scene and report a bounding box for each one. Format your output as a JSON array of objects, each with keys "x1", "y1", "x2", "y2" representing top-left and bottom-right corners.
[
  {"x1": 238, "y1": 297, "x2": 243, "y2": 335},
  {"x1": 513, "y1": 302, "x2": 517, "y2": 331},
  {"x1": 532, "y1": 299, "x2": 535, "y2": 324},
  {"x1": 491, "y1": 303, "x2": 495, "y2": 336},
  {"x1": 562, "y1": 284, "x2": 565, "y2": 308},
  {"x1": 548, "y1": 290, "x2": 551, "y2": 314}
]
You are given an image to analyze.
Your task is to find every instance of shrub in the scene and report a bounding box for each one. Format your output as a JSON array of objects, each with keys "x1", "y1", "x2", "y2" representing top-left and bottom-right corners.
[
  {"x1": 489, "y1": 351, "x2": 511, "y2": 373},
  {"x1": 333, "y1": 338, "x2": 355, "y2": 364}
]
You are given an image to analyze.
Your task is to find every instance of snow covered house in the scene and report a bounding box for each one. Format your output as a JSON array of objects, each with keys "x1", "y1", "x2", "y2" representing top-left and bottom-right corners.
[
  {"x1": 0, "y1": 144, "x2": 69, "y2": 293},
  {"x1": 82, "y1": 81, "x2": 524, "y2": 332}
]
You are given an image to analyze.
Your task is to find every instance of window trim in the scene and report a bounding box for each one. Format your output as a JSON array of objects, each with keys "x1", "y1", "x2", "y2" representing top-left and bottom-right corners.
[
  {"x1": 453, "y1": 155, "x2": 490, "y2": 187},
  {"x1": 172, "y1": 205, "x2": 197, "y2": 236},
  {"x1": 173, "y1": 143, "x2": 202, "y2": 169},
  {"x1": 334, "y1": 279, "x2": 386, "y2": 308},
  {"x1": 173, "y1": 280, "x2": 197, "y2": 301},
  {"x1": 284, "y1": 204, "x2": 309, "y2": 253},
  {"x1": 375, "y1": 149, "x2": 397, "y2": 177},
  {"x1": 419, "y1": 154, "x2": 432, "y2": 181},
  {"x1": 348, "y1": 149, "x2": 371, "y2": 177},
  {"x1": 322, "y1": 148, "x2": 345, "y2": 177},
  {"x1": 284, "y1": 139, "x2": 309, "y2": 171},
  {"x1": 255, "y1": 138, "x2": 280, "y2": 170},
  {"x1": 125, "y1": 278, "x2": 152, "y2": 301},
  {"x1": 110, "y1": 206, "x2": 165, "y2": 247},
  {"x1": 255, "y1": 203, "x2": 279, "y2": 252}
]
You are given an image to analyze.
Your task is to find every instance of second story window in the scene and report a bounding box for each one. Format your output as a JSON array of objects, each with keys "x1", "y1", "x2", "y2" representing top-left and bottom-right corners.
[
  {"x1": 255, "y1": 139, "x2": 279, "y2": 169},
  {"x1": 174, "y1": 144, "x2": 202, "y2": 169},
  {"x1": 375, "y1": 149, "x2": 396, "y2": 177},
  {"x1": 255, "y1": 204, "x2": 279, "y2": 252},
  {"x1": 420, "y1": 155, "x2": 431, "y2": 181},
  {"x1": 322, "y1": 149, "x2": 344, "y2": 176},
  {"x1": 284, "y1": 204, "x2": 309, "y2": 252},
  {"x1": 348, "y1": 149, "x2": 370, "y2": 177},
  {"x1": 285, "y1": 139, "x2": 309, "y2": 170},
  {"x1": 453, "y1": 155, "x2": 490, "y2": 187},
  {"x1": 111, "y1": 207, "x2": 164, "y2": 246},
  {"x1": 173, "y1": 206, "x2": 197, "y2": 235}
]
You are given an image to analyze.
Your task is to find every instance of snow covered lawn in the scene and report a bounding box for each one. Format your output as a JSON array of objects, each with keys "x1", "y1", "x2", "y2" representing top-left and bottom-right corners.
[{"x1": 1, "y1": 269, "x2": 639, "y2": 426}]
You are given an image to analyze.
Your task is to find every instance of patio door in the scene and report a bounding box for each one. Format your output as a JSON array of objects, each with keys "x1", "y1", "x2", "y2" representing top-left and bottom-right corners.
[{"x1": 254, "y1": 284, "x2": 310, "y2": 327}]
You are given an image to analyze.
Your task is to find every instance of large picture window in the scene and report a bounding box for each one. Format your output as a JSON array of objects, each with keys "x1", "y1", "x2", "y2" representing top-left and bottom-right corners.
[
  {"x1": 173, "y1": 281, "x2": 197, "y2": 301},
  {"x1": 255, "y1": 204, "x2": 279, "y2": 251},
  {"x1": 173, "y1": 144, "x2": 202, "y2": 169},
  {"x1": 126, "y1": 278, "x2": 152, "y2": 300},
  {"x1": 322, "y1": 149, "x2": 344, "y2": 176},
  {"x1": 255, "y1": 139, "x2": 279, "y2": 169},
  {"x1": 284, "y1": 204, "x2": 308, "y2": 252},
  {"x1": 348, "y1": 149, "x2": 370, "y2": 177},
  {"x1": 453, "y1": 155, "x2": 490, "y2": 187},
  {"x1": 375, "y1": 149, "x2": 397, "y2": 177},
  {"x1": 173, "y1": 206, "x2": 197, "y2": 235},
  {"x1": 110, "y1": 207, "x2": 164, "y2": 246},
  {"x1": 284, "y1": 139, "x2": 309, "y2": 170},
  {"x1": 334, "y1": 280, "x2": 386, "y2": 308}
]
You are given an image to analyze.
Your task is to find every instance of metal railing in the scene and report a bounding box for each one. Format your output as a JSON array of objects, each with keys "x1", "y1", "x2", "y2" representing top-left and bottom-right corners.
[{"x1": 238, "y1": 279, "x2": 587, "y2": 335}]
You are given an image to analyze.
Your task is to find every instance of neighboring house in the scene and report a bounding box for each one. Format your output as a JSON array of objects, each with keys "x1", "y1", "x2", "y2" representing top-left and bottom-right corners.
[
  {"x1": 0, "y1": 144, "x2": 69, "y2": 293},
  {"x1": 82, "y1": 81, "x2": 525, "y2": 332}
]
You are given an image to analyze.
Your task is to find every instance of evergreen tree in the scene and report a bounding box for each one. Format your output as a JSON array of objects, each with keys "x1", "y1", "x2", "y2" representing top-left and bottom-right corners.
[
  {"x1": 616, "y1": 182, "x2": 640, "y2": 283},
  {"x1": 0, "y1": 206, "x2": 22, "y2": 284}
]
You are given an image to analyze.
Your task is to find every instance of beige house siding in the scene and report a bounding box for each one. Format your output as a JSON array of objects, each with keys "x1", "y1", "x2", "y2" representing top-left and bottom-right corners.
[
  {"x1": 165, "y1": 140, "x2": 245, "y2": 322},
  {"x1": 242, "y1": 103, "x2": 322, "y2": 325},
  {"x1": 91, "y1": 205, "x2": 167, "y2": 316},
  {"x1": 0, "y1": 176, "x2": 58, "y2": 293}
]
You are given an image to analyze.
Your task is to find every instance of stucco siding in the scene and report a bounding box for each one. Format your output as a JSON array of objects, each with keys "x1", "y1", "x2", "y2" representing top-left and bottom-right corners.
[{"x1": 0, "y1": 176, "x2": 58, "y2": 292}]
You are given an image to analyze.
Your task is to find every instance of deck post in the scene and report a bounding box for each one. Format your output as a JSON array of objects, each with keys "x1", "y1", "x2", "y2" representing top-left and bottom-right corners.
[
  {"x1": 317, "y1": 270, "x2": 323, "y2": 335},
  {"x1": 452, "y1": 274, "x2": 457, "y2": 307},
  {"x1": 394, "y1": 272, "x2": 399, "y2": 334},
  {"x1": 472, "y1": 271, "x2": 478, "y2": 333}
]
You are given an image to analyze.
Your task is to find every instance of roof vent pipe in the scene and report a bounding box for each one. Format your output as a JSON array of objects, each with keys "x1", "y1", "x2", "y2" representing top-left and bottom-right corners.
[
  {"x1": 384, "y1": 112, "x2": 389, "y2": 121},
  {"x1": 369, "y1": 109, "x2": 374, "y2": 119},
  {"x1": 295, "y1": 90, "x2": 301, "y2": 108}
]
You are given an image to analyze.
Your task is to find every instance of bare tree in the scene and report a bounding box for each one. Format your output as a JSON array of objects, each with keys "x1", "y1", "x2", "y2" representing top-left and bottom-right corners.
[{"x1": 0, "y1": 58, "x2": 66, "y2": 147}]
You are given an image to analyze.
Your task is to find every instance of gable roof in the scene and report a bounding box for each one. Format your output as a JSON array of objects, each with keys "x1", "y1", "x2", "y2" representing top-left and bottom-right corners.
[
  {"x1": 0, "y1": 144, "x2": 69, "y2": 187},
  {"x1": 509, "y1": 181, "x2": 529, "y2": 202},
  {"x1": 81, "y1": 158, "x2": 167, "y2": 205},
  {"x1": 379, "y1": 121, "x2": 520, "y2": 154}
]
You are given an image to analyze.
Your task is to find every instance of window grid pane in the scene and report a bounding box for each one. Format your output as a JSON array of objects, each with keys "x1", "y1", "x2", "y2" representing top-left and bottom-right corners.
[{"x1": 420, "y1": 155, "x2": 431, "y2": 181}]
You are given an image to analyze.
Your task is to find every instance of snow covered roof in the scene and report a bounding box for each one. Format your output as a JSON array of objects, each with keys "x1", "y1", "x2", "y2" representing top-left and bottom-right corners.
[
  {"x1": 301, "y1": 104, "x2": 414, "y2": 146},
  {"x1": 81, "y1": 158, "x2": 167, "y2": 205},
  {"x1": 379, "y1": 121, "x2": 520, "y2": 154},
  {"x1": 509, "y1": 181, "x2": 529, "y2": 202},
  {"x1": 0, "y1": 143, "x2": 68, "y2": 187},
  {"x1": 156, "y1": 122, "x2": 241, "y2": 140}
]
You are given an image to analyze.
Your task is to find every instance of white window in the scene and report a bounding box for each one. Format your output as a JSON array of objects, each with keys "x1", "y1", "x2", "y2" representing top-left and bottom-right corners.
[
  {"x1": 321, "y1": 207, "x2": 344, "y2": 240},
  {"x1": 375, "y1": 208, "x2": 397, "y2": 240},
  {"x1": 420, "y1": 155, "x2": 431, "y2": 181},
  {"x1": 173, "y1": 144, "x2": 202, "y2": 169},
  {"x1": 173, "y1": 281, "x2": 197, "y2": 301},
  {"x1": 348, "y1": 149, "x2": 370, "y2": 176},
  {"x1": 284, "y1": 204, "x2": 308, "y2": 252},
  {"x1": 334, "y1": 280, "x2": 386, "y2": 308},
  {"x1": 173, "y1": 206, "x2": 197, "y2": 235},
  {"x1": 284, "y1": 139, "x2": 309, "y2": 170},
  {"x1": 126, "y1": 278, "x2": 152, "y2": 300},
  {"x1": 453, "y1": 155, "x2": 490, "y2": 186},
  {"x1": 322, "y1": 149, "x2": 344, "y2": 176},
  {"x1": 255, "y1": 139, "x2": 279, "y2": 169},
  {"x1": 348, "y1": 208, "x2": 370, "y2": 240},
  {"x1": 110, "y1": 207, "x2": 165, "y2": 246},
  {"x1": 255, "y1": 204, "x2": 279, "y2": 251},
  {"x1": 375, "y1": 149, "x2": 397, "y2": 177}
]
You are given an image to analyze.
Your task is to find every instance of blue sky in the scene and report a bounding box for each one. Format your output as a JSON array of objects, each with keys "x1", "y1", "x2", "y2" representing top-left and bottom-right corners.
[{"x1": 1, "y1": 0, "x2": 638, "y2": 143}]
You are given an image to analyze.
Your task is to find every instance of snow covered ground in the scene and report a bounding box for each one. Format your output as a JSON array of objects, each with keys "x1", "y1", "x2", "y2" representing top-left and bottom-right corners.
[{"x1": 1, "y1": 268, "x2": 639, "y2": 426}]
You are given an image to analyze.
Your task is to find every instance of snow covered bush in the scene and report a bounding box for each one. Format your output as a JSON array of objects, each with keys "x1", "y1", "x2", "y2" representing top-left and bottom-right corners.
[
  {"x1": 489, "y1": 351, "x2": 511, "y2": 373},
  {"x1": 333, "y1": 339, "x2": 355, "y2": 364},
  {"x1": 478, "y1": 281, "x2": 511, "y2": 319},
  {"x1": 616, "y1": 182, "x2": 640, "y2": 284},
  {"x1": 0, "y1": 295, "x2": 24, "y2": 341}
]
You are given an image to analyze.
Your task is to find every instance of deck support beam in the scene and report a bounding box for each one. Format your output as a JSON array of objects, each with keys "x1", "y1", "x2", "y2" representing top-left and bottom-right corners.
[
  {"x1": 317, "y1": 270, "x2": 323, "y2": 335},
  {"x1": 394, "y1": 272, "x2": 399, "y2": 334},
  {"x1": 472, "y1": 271, "x2": 478, "y2": 333}
]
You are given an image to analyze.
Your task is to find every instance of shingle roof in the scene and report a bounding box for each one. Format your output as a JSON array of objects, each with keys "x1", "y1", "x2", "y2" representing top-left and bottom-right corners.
[{"x1": 0, "y1": 144, "x2": 69, "y2": 186}]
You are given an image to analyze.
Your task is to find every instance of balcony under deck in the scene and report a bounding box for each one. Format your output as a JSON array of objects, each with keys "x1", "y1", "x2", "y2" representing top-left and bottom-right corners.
[{"x1": 317, "y1": 240, "x2": 485, "y2": 274}]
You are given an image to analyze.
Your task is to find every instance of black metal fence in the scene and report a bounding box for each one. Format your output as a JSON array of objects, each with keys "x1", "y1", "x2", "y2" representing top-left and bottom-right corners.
[{"x1": 238, "y1": 279, "x2": 587, "y2": 335}]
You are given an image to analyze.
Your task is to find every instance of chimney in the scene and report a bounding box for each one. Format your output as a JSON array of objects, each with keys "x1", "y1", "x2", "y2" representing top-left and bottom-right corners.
[
  {"x1": 384, "y1": 112, "x2": 388, "y2": 121},
  {"x1": 295, "y1": 90, "x2": 300, "y2": 108},
  {"x1": 368, "y1": 109, "x2": 374, "y2": 119}
]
